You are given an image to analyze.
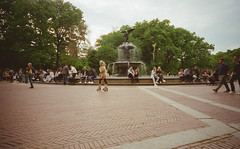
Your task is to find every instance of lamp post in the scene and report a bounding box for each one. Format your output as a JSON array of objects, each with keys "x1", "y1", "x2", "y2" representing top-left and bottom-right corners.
[{"x1": 152, "y1": 42, "x2": 156, "y2": 66}]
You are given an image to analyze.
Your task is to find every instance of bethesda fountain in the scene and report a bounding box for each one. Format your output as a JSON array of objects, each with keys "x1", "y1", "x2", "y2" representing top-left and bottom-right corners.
[{"x1": 109, "y1": 28, "x2": 146, "y2": 77}]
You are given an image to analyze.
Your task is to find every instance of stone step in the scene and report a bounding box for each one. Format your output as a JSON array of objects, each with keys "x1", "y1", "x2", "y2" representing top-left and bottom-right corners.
[
  {"x1": 34, "y1": 76, "x2": 211, "y2": 86},
  {"x1": 35, "y1": 81, "x2": 209, "y2": 86}
]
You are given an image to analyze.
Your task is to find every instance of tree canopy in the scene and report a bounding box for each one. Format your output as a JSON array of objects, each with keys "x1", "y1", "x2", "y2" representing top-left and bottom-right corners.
[
  {"x1": 1, "y1": 1, "x2": 239, "y2": 75},
  {"x1": 93, "y1": 19, "x2": 215, "y2": 74},
  {"x1": 0, "y1": 0, "x2": 88, "y2": 69}
]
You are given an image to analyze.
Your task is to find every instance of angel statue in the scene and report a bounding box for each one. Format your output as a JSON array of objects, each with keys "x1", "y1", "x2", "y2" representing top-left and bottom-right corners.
[{"x1": 121, "y1": 28, "x2": 135, "y2": 43}]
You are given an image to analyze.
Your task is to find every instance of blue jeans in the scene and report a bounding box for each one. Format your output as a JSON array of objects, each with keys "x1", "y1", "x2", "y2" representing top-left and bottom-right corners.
[
  {"x1": 29, "y1": 74, "x2": 34, "y2": 88},
  {"x1": 230, "y1": 74, "x2": 240, "y2": 91},
  {"x1": 89, "y1": 76, "x2": 96, "y2": 82},
  {"x1": 63, "y1": 74, "x2": 68, "y2": 85}
]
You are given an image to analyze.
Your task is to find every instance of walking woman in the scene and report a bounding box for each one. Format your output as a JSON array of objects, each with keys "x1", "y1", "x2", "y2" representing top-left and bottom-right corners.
[{"x1": 97, "y1": 60, "x2": 108, "y2": 91}]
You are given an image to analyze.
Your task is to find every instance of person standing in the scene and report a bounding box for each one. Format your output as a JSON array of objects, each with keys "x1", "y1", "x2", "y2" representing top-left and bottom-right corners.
[
  {"x1": 18, "y1": 68, "x2": 23, "y2": 82},
  {"x1": 4, "y1": 69, "x2": 10, "y2": 82},
  {"x1": 9, "y1": 69, "x2": 14, "y2": 83},
  {"x1": 62, "y1": 65, "x2": 69, "y2": 85},
  {"x1": 97, "y1": 60, "x2": 108, "y2": 91},
  {"x1": 69, "y1": 65, "x2": 77, "y2": 84},
  {"x1": 213, "y1": 58, "x2": 230, "y2": 93},
  {"x1": 27, "y1": 63, "x2": 35, "y2": 88},
  {"x1": 229, "y1": 55, "x2": 240, "y2": 93}
]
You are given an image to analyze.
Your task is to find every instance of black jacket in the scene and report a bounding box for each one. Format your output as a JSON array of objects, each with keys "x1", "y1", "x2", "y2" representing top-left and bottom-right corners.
[
  {"x1": 62, "y1": 66, "x2": 69, "y2": 75},
  {"x1": 82, "y1": 69, "x2": 89, "y2": 76},
  {"x1": 27, "y1": 66, "x2": 35, "y2": 75},
  {"x1": 233, "y1": 61, "x2": 240, "y2": 75},
  {"x1": 216, "y1": 63, "x2": 229, "y2": 76}
]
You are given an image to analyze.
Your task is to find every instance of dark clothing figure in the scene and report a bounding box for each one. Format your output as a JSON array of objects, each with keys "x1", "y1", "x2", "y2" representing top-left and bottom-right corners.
[
  {"x1": 215, "y1": 63, "x2": 230, "y2": 92},
  {"x1": 99, "y1": 78, "x2": 107, "y2": 84},
  {"x1": 194, "y1": 68, "x2": 200, "y2": 81},
  {"x1": 9, "y1": 70, "x2": 14, "y2": 83},
  {"x1": 62, "y1": 66, "x2": 69, "y2": 85},
  {"x1": 128, "y1": 73, "x2": 134, "y2": 83},
  {"x1": 216, "y1": 63, "x2": 229, "y2": 76},
  {"x1": 230, "y1": 60, "x2": 240, "y2": 91},
  {"x1": 27, "y1": 66, "x2": 35, "y2": 88},
  {"x1": 230, "y1": 75, "x2": 240, "y2": 91},
  {"x1": 156, "y1": 70, "x2": 163, "y2": 83},
  {"x1": 35, "y1": 71, "x2": 41, "y2": 81},
  {"x1": 128, "y1": 68, "x2": 135, "y2": 83},
  {"x1": 89, "y1": 69, "x2": 97, "y2": 82},
  {"x1": 80, "y1": 69, "x2": 89, "y2": 83},
  {"x1": 186, "y1": 69, "x2": 193, "y2": 82},
  {"x1": 209, "y1": 75, "x2": 215, "y2": 85},
  {"x1": 121, "y1": 28, "x2": 135, "y2": 43},
  {"x1": 134, "y1": 72, "x2": 139, "y2": 83}
]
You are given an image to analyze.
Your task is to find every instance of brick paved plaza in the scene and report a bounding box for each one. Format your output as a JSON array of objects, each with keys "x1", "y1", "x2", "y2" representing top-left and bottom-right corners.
[{"x1": 0, "y1": 82, "x2": 240, "y2": 149}]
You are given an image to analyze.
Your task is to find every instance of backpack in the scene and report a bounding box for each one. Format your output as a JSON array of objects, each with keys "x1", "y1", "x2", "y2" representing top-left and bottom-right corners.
[{"x1": 29, "y1": 69, "x2": 32, "y2": 74}]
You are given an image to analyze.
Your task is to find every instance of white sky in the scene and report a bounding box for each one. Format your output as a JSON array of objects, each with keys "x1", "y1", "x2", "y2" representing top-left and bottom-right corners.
[{"x1": 66, "y1": 0, "x2": 240, "y2": 54}]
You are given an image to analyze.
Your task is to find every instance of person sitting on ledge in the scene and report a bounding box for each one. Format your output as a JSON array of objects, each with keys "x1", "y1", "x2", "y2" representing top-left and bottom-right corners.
[
  {"x1": 178, "y1": 69, "x2": 184, "y2": 82},
  {"x1": 134, "y1": 68, "x2": 139, "y2": 83},
  {"x1": 156, "y1": 66, "x2": 164, "y2": 84},
  {"x1": 151, "y1": 67, "x2": 157, "y2": 86},
  {"x1": 209, "y1": 72, "x2": 216, "y2": 85},
  {"x1": 128, "y1": 66, "x2": 135, "y2": 83},
  {"x1": 80, "y1": 66, "x2": 89, "y2": 84},
  {"x1": 201, "y1": 68, "x2": 211, "y2": 82},
  {"x1": 88, "y1": 68, "x2": 97, "y2": 83}
]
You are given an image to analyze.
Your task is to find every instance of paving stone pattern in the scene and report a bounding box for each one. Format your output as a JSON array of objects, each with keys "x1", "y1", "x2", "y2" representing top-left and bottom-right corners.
[
  {"x1": 0, "y1": 83, "x2": 206, "y2": 149},
  {"x1": 175, "y1": 134, "x2": 240, "y2": 149}
]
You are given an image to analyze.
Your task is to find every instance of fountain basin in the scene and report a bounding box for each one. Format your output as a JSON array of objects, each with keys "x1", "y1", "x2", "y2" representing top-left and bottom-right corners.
[{"x1": 109, "y1": 61, "x2": 145, "y2": 77}]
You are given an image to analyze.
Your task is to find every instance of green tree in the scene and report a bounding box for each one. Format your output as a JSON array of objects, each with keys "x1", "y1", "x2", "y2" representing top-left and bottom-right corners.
[
  {"x1": 1, "y1": 0, "x2": 35, "y2": 68},
  {"x1": 94, "y1": 31, "x2": 124, "y2": 65},
  {"x1": 95, "y1": 18, "x2": 214, "y2": 74},
  {"x1": 212, "y1": 48, "x2": 240, "y2": 72},
  {"x1": 87, "y1": 49, "x2": 99, "y2": 71},
  {"x1": 0, "y1": 0, "x2": 88, "y2": 70},
  {"x1": 52, "y1": 0, "x2": 86, "y2": 68}
]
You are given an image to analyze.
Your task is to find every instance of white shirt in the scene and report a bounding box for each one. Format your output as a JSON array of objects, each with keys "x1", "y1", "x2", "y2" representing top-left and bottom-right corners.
[
  {"x1": 151, "y1": 70, "x2": 156, "y2": 78},
  {"x1": 128, "y1": 69, "x2": 134, "y2": 75},
  {"x1": 71, "y1": 66, "x2": 77, "y2": 73}
]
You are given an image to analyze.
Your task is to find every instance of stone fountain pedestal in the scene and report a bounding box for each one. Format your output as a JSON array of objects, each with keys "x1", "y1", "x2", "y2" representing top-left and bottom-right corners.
[{"x1": 109, "y1": 42, "x2": 145, "y2": 77}]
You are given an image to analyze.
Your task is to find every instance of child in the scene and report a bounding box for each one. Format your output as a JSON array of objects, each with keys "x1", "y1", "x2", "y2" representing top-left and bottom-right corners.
[
  {"x1": 97, "y1": 60, "x2": 108, "y2": 91},
  {"x1": 209, "y1": 73, "x2": 215, "y2": 85}
]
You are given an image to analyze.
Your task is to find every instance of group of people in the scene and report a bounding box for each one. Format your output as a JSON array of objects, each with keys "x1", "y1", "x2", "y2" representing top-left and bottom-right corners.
[
  {"x1": 151, "y1": 66, "x2": 166, "y2": 86},
  {"x1": 2, "y1": 55, "x2": 239, "y2": 93},
  {"x1": 3, "y1": 64, "x2": 35, "y2": 86},
  {"x1": 61, "y1": 62, "x2": 108, "y2": 91},
  {"x1": 128, "y1": 66, "x2": 165, "y2": 86},
  {"x1": 212, "y1": 56, "x2": 240, "y2": 93},
  {"x1": 127, "y1": 66, "x2": 139, "y2": 83},
  {"x1": 2, "y1": 61, "x2": 109, "y2": 91},
  {"x1": 178, "y1": 67, "x2": 215, "y2": 84},
  {"x1": 4, "y1": 65, "x2": 99, "y2": 84},
  {"x1": 178, "y1": 55, "x2": 240, "y2": 93},
  {"x1": 60, "y1": 65, "x2": 98, "y2": 85}
]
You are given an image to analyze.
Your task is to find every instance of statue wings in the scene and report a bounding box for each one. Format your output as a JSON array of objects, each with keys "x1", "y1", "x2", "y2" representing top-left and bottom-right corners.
[{"x1": 121, "y1": 28, "x2": 135, "y2": 34}]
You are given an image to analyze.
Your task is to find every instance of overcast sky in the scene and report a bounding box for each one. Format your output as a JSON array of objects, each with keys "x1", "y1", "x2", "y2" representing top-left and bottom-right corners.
[{"x1": 66, "y1": 0, "x2": 240, "y2": 54}]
